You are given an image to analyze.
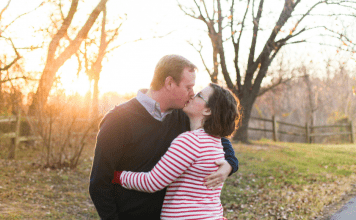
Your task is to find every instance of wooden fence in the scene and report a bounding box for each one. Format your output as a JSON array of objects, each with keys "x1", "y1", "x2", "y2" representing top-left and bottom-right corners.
[
  {"x1": 0, "y1": 113, "x2": 99, "y2": 159},
  {"x1": 248, "y1": 116, "x2": 355, "y2": 144},
  {"x1": 0, "y1": 112, "x2": 42, "y2": 159}
]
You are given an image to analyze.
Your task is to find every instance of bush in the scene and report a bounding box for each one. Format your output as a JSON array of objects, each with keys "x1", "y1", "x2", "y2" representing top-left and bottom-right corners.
[{"x1": 29, "y1": 100, "x2": 100, "y2": 169}]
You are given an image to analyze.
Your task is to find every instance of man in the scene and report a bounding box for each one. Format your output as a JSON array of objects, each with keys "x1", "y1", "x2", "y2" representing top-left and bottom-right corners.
[{"x1": 89, "y1": 55, "x2": 238, "y2": 219}]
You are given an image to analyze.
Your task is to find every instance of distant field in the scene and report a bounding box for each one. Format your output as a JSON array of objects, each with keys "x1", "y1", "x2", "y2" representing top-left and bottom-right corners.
[{"x1": 0, "y1": 140, "x2": 355, "y2": 219}]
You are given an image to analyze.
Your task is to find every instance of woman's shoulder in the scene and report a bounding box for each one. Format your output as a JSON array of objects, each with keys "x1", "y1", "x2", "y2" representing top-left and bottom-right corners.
[
  {"x1": 172, "y1": 130, "x2": 203, "y2": 147},
  {"x1": 174, "y1": 129, "x2": 217, "y2": 145}
]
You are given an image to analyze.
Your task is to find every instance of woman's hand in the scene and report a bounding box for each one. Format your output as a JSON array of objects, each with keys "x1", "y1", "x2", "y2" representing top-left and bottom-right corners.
[{"x1": 203, "y1": 160, "x2": 232, "y2": 190}]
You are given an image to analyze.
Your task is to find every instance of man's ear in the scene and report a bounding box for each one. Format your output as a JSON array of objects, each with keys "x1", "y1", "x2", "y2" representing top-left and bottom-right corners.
[
  {"x1": 202, "y1": 107, "x2": 211, "y2": 116},
  {"x1": 164, "y1": 76, "x2": 175, "y2": 91}
]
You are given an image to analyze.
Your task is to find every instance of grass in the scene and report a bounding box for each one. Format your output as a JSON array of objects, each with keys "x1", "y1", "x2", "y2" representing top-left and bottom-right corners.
[
  {"x1": 0, "y1": 139, "x2": 355, "y2": 219},
  {"x1": 0, "y1": 141, "x2": 99, "y2": 219},
  {"x1": 222, "y1": 139, "x2": 356, "y2": 219}
]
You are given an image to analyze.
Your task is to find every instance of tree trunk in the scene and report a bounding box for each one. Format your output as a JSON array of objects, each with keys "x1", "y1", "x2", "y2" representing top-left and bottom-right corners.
[
  {"x1": 233, "y1": 95, "x2": 254, "y2": 142},
  {"x1": 92, "y1": 76, "x2": 99, "y2": 119},
  {"x1": 29, "y1": 66, "x2": 60, "y2": 116}
]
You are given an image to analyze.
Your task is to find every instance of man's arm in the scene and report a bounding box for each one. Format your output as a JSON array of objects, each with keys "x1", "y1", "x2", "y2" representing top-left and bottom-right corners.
[
  {"x1": 113, "y1": 132, "x2": 200, "y2": 193},
  {"x1": 221, "y1": 137, "x2": 239, "y2": 173},
  {"x1": 204, "y1": 138, "x2": 238, "y2": 189},
  {"x1": 89, "y1": 109, "x2": 131, "y2": 220}
]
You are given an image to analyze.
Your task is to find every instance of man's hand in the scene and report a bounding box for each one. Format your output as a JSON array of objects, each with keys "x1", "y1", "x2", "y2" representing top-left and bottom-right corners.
[{"x1": 203, "y1": 160, "x2": 232, "y2": 190}]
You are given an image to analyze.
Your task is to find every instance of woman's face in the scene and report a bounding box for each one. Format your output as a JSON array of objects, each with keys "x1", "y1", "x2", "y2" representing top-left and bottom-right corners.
[{"x1": 183, "y1": 85, "x2": 214, "y2": 118}]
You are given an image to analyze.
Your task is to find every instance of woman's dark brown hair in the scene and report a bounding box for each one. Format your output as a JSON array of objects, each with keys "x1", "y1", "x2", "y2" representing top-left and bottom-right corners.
[{"x1": 203, "y1": 83, "x2": 241, "y2": 137}]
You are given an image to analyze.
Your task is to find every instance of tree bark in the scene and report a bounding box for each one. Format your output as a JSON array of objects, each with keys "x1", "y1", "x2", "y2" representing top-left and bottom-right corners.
[
  {"x1": 92, "y1": 76, "x2": 99, "y2": 119},
  {"x1": 233, "y1": 92, "x2": 255, "y2": 142}
]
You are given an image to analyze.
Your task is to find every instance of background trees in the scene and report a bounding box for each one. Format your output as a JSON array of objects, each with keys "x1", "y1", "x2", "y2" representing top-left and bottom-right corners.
[
  {"x1": 250, "y1": 57, "x2": 356, "y2": 143},
  {"x1": 0, "y1": 0, "x2": 355, "y2": 144},
  {"x1": 0, "y1": 0, "x2": 42, "y2": 113},
  {"x1": 28, "y1": 0, "x2": 108, "y2": 116},
  {"x1": 178, "y1": 0, "x2": 356, "y2": 142}
]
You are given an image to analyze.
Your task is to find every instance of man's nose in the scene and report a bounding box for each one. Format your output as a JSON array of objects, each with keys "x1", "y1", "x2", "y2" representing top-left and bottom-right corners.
[{"x1": 189, "y1": 90, "x2": 195, "y2": 97}]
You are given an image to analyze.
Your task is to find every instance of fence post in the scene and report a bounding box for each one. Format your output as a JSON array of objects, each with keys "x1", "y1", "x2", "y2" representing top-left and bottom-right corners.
[
  {"x1": 350, "y1": 120, "x2": 355, "y2": 144},
  {"x1": 305, "y1": 122, "x2": 310, "y2": 144},
  {"x1": 272, "y1": 115, "x2": 278, "y2": 142},
  {"x1": 8, "y1": 111, "x2": 21, "y2": 159}
]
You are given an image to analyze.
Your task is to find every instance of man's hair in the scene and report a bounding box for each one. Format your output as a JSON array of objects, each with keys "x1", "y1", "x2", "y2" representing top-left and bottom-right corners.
[
  {"x1": 150, "y1": 55, "x2": 197, "y2": 91},
  {"x1": 203, "y1": 83, "x2": 241, "y2": 137}
]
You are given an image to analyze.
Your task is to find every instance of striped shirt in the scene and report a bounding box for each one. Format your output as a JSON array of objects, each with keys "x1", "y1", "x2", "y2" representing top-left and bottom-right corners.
[{"x1": 118, "y1": 129, "x2": 226, "y2": 219}]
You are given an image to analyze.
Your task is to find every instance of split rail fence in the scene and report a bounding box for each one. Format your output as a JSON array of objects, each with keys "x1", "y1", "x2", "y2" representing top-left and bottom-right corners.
[
  {"x1": 248, "y1": 116, "x2": 355, "y2": 144},
  {"x1": 0, "y1": 113, "x2": 99, "y2": 159},
  {"x1": 0, "y1": 112, "x2": 42, "y2": 159}
]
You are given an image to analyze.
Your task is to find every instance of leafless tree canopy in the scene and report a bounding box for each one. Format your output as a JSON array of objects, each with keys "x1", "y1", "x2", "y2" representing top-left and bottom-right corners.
[
  {"x1": 28, "y1": 0, "x2": 108, "y2": 116},
  {"x1": 177, "y1": 0, "x2": 356, "y2": 142}
]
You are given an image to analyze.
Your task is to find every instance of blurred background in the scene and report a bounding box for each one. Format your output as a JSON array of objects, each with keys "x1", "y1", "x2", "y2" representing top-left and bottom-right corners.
[{"x1": 0, "y1": 0, "x2": 355, "y2": 145}]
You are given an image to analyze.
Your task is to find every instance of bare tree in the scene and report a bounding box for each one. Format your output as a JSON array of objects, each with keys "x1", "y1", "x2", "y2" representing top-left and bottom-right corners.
[
  {"x1": 76, "y1": 5, "x2": 125, "y2": 119},
  {"x1": 0, "y1": 0, "x2": 43, "y2": 112},
  {"x1": 76, "y1": 7, "x2": 170, "y2": 118},
  {"x1": 28, "y1": 0, "x2": 108, "y2": 116},
  {"x1": 178, "y1": 0, "x2": 356, "y2": 142}
]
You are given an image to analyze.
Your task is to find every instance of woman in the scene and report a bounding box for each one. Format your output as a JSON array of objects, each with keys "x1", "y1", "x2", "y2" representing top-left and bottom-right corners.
[{"x1": 112, "y1": 83, "x2": 240, "y2": 219}]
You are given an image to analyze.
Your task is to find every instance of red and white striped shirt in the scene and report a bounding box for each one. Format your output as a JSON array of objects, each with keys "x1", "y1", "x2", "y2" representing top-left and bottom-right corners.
[{"x1": 116, "y1": 129, "x2": 226, "y2": 219}]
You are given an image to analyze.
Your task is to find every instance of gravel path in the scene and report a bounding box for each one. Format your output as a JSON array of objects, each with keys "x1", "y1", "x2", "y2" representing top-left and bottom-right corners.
[
  {"x1": 316, "y1": 184, "x2": 356, "y2": 220},
  {"x1": 329, "y1": 196, "x2": 356, "y2": 220}
]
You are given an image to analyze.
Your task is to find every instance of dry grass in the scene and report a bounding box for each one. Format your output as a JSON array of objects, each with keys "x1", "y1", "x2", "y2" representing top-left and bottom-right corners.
[
  {"x1": 0, "y1": 140, "x2": 99, "y2": 219},
  {"x1": 222, "y1": 140, "x2": 356, "y2": 219},
  {"x1": 1, "y1": 139, "x2": 355, "y2": 219}
]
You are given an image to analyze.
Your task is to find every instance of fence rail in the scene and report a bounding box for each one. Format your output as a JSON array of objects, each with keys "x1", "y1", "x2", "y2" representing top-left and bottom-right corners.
[
  {"x1": 0, "y1": 113, "x2": 99, "y2": 159},
  {"x1": 0, "y1": 112, "x2": 42, "y2": 159},
  {"x1": 249, "y1": 116, "x2": 355, "y2": 144}
]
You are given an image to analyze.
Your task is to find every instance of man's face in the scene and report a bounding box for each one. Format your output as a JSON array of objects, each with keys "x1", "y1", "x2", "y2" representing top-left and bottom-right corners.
[{"x1": 170, "y1": 67, "x2": 196, "y2": 109}]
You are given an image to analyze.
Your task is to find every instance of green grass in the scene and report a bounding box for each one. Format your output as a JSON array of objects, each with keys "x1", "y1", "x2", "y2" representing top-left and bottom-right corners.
[
  {"x1": 221, "y1": 140, "x2": 356, "y2": 219},
  {"x1": 1, "y1": 140, "x2": 355, "y2": 219}
]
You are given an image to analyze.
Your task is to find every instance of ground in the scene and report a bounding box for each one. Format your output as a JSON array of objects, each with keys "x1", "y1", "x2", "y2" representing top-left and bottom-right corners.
[
  {"x1": 1, "y1": 139, "x2": 356, "y2": 219},
  {"x1": 316, "y1": 183, "x2": 356, "y2": 220}
]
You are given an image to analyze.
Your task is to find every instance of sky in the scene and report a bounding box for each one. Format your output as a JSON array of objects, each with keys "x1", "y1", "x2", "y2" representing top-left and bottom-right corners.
[{"x1": 1, "y1": 0, "x2": 354, "y2": 97}]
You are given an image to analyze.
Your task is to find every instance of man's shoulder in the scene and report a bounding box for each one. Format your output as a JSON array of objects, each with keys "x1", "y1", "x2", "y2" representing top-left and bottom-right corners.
[
  {"x1": 99, "y1": 98, "x2": 140, "y2": 127},
  {"x1": 110, "y1": 98, "x2": 139, "y2": 113}
]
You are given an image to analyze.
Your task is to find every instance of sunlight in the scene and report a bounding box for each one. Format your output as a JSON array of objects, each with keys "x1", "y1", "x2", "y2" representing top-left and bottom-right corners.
[
  {"x1": 59, "y1": 60, "x2": 91, "y2": 97},
  {"x1": 64, "y1": 74, "x2": 91, "y2": 97}
]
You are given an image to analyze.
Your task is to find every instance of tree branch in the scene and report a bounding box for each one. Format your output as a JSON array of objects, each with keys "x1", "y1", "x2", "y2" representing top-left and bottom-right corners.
[
  {"x1": 1, "y1": 1, "x2": 44, "y2": 34},
  {"x1": 288, "y1": 0, "x2": 323, "y2": 36},
  {"x1": 0, "y1": 76, "x2": 37, "y2": 83},
  {"x1": 232, "y1": 0, "x2": 250, "y2": 92},
  {"x1": 0, "y1": 0, "x2": 11, "y2": 21},
  {"x1": 46, "y1": 0, "x2": 79, "y2": 63},
  {"x1": 247, "y1": 0, "x2": 301, "y2": 82},
  {"x1": 187, "y1": 40, "x2": 213, "y2": 78},
  {"x1": 54, "y1": 0, "x2": 108, "y2": 70},
  {"x1": 275, "y1": 27, "x2": 306, "y2": 46},
  {"x1": 217, "y1": 0, "x2": 234, "y2": 91},
  {"x1": 247, "y1": 0, "x2": 265, "y2": 68},
  {"x1": 201, "y1": 0, "x2": 212, "y2": 22},
  {"x1": 257, "y1": 77, "x2": 292, "y2": 97},
  {"x1": 0, "y1": 37, "x2": 20, "y2": 71}
]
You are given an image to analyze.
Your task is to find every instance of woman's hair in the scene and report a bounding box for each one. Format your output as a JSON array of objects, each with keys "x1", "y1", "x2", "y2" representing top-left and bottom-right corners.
[
  {"x1": 150, "y1": 55, "x2": 197, "y2": 91},
  {"x1": 203, "y1": 83, "x2": 241, "y2": 137}
]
